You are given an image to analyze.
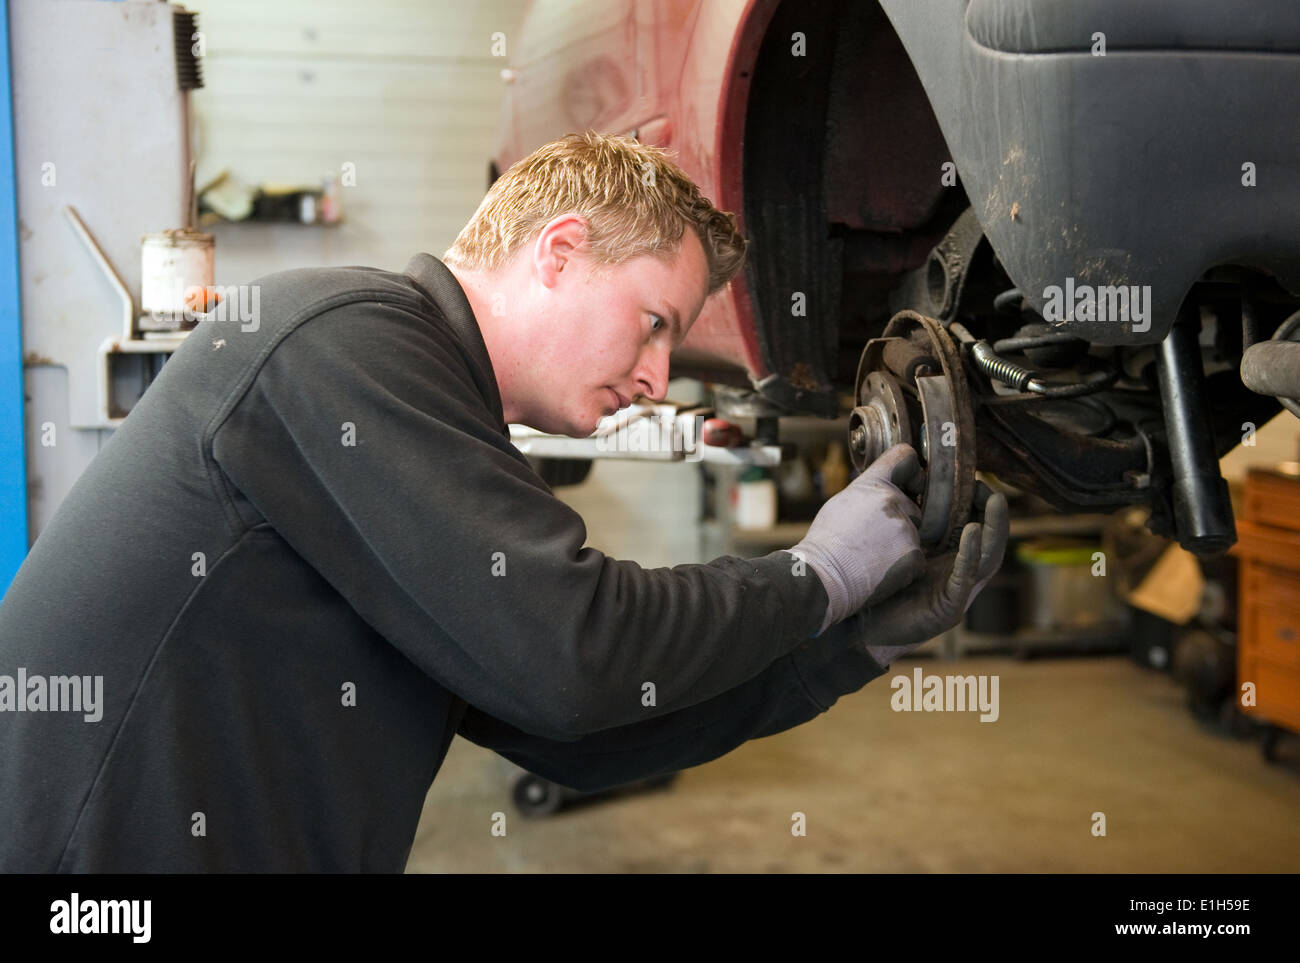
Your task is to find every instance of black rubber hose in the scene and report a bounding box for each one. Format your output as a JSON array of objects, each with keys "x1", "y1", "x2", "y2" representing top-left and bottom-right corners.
[
  {"x1": 993, "y1": 288, "x2": 1024, "y2": 316},
  {"x1": 993, "y1": 331, "x2": 1088, "y2": 354}
]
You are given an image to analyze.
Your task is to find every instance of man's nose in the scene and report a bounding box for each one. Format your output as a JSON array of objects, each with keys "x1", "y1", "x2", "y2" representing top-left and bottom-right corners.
[{"x1": 634, "y1": 349, "x2": 670, "y2": 403}]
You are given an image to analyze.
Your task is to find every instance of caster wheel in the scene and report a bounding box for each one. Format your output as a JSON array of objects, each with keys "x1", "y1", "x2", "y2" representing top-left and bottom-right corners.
[
  {"x1": 512, "y1": 773, "x2": 566, "y2": 816},
  {"x1": 1262, "y1": 725, "x2": 1284, "y2": 763},
  {"x1": 1218, "y1": 701, "x2": 1254, "y2": 739}
]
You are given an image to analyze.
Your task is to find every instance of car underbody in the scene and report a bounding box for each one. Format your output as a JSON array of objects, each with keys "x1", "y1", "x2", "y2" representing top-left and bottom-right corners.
[{"x1": 722, "y1": 0, "x2": 1300, "y2": 555}]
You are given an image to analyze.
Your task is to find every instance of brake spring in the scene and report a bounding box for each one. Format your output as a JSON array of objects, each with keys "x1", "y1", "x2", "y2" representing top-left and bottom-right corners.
[
  {"x1": 970, "y1": 340, "x2": 1033, "y2": 389},
  {"x1": 949, "y1": 320, "x2": 1120, "y2": 400}
]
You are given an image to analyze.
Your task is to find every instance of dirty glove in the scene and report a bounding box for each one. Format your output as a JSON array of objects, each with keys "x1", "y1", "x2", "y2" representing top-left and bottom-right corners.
[
  {"x1": 860, "y1": 485, "x2": 1010, "y2": 668},
  {"x1": 791, "y1": 443, "x2": 926, "y2": 637}
]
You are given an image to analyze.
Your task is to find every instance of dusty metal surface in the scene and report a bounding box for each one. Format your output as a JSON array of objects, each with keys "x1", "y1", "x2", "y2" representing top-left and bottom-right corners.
[{"x1": 890, "y1": 207, "x2": 987, "y2": 322}]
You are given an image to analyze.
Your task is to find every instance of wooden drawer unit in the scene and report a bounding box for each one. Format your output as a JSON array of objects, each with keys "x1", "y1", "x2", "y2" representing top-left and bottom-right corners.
[
  {"x1": 1245, "y1": 564, "x2": 1300, "y2": 610},
  {"x1": 1243, "y1": 604, "x2": 1300, "y2": 668},
  {"x1": 1233, "y1": 468, "x2": 1300, "y2": 744},
  {"x1": 1243, "y1": 468, "x2": 1300, "y2": 534},
  {"x1": 1249, "y1": 661, "x2": 1300, "y2": 732}
]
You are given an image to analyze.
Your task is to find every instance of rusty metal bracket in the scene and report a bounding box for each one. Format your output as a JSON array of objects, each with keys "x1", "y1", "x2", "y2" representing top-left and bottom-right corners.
[{"x1": 889, "y1": 206, "x2": 987, "y2": 322}]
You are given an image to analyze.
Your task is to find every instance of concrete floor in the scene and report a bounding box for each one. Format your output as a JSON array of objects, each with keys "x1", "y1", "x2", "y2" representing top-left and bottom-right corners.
[
  {"x1": 407, "y1": 422, "x2": 1300, "y2": 873},
  {"x1": 409, "y1": 651, "x2": 1300, "y2": 873}
]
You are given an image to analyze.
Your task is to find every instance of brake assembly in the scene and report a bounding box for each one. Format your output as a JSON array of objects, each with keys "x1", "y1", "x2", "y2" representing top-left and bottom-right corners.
[{"x1": 848, "y1": 311, "x2": 977, "y2": 552}]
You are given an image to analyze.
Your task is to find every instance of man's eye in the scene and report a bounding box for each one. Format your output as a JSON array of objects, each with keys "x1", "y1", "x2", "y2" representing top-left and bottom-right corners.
[{"x1": 650, "y1": 314, "x2": 665, "y2": 333}]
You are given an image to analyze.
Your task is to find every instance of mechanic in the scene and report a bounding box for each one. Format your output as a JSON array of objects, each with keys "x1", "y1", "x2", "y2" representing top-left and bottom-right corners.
[{"x1": 0, "y1": 132, "x2": 1006, "y2": 872}]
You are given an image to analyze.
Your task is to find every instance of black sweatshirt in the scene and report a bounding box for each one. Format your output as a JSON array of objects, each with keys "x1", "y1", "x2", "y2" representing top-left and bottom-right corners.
[{"x1": 0, "y1": 254, "x2": 888, "y2": 872}]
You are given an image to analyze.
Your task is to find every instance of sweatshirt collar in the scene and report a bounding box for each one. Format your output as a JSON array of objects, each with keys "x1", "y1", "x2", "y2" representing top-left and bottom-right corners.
[{"x1": 403, "y1": 253, "x2": 508, "y2": 437}]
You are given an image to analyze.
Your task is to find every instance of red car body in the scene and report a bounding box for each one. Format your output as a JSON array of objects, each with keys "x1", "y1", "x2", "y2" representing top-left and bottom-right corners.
[
  {"x1": 492, "y1": 0, "x2": 957, "y2": 419},
  {"x1": 494, "y1": 0, "x2": 777, "y2": 386}
]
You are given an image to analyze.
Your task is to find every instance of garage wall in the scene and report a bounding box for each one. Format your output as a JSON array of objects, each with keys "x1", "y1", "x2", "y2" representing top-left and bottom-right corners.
[
  {"x1": 182, "y1": 0, "x2": 708, "y2": 568},
  {"x1": 186, "y1": 0, "x2": 528, "y2": 283}
]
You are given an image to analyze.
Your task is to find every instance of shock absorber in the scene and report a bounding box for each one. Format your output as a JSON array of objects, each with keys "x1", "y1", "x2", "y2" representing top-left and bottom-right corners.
[{"x1": 1155, "y1": 304, "x2": 1236, "y2": 553}]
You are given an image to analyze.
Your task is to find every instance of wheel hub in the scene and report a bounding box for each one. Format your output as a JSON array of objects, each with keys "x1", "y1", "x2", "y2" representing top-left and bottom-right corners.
[{"x1": 849, "y1": 311, "x2": 977, "y2": 551}]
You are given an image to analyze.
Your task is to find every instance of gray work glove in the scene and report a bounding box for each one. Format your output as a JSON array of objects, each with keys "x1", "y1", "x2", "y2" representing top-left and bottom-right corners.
[
  {"x1": 860, "y1": 484, "x2": 1010, "y2": 668},
  {"x1": 791, "y1": 443, "x2": 926, "y2": 637}
]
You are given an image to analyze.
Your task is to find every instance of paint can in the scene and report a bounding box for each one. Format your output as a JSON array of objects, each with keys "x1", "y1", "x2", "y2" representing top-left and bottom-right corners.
[{"x1": 140, "y1": 229, "x2": 215, "y2": 328}]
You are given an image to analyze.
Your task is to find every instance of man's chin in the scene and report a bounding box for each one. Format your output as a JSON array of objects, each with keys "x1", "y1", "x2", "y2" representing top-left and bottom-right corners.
[
  {"x1": 574, "y1": 407, "x2": 610, "y2": 437},
  {"x1": 523, "y1": 413, "x2": 600, "y2": 438}
]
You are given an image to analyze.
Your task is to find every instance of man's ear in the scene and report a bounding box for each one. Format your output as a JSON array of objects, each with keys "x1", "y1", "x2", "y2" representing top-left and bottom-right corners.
[{"x1": 532, "y1": 214, "x2": 590, "y2": 289}]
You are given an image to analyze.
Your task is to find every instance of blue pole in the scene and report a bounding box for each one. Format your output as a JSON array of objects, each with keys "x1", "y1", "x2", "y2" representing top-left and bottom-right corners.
[{"x1": 0, "y1": 0, "x2": 28, "y2": 592}]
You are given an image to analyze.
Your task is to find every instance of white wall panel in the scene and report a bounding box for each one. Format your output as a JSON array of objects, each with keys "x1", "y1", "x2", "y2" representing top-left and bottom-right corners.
[{"x1": 187, "y1": 0, "x2": 528, "y2": 281}]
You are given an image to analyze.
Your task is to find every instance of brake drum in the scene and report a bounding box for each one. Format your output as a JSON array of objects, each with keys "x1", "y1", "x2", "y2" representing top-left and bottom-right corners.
[{"x1": 848, "y1": 311, "x2": 977, "y2": 550}]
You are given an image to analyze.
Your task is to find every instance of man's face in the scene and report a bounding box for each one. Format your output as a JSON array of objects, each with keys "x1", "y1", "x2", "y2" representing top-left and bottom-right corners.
[{"x1": 526, "y1": 225, "x2": 711, "y2": 436}]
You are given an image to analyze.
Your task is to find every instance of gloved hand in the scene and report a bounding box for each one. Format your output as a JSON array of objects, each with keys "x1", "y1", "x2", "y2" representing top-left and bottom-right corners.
[
  {"x1": 791, "y1": 443, "x2": 926, "y2": 637},
  {"x1": 859, "y1": 484, "x2": 1010, "y2": 668}
]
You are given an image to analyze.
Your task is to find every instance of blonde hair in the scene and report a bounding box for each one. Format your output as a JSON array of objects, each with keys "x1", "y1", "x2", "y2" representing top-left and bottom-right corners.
[{"x1": 444, "y1": 131, "x2": 747, "y2": 295}]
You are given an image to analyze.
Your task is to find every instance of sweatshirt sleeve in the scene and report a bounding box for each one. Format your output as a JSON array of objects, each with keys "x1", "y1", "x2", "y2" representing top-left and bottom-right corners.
[
  {"x1": 210, "y1": 302, "x2": 830, "y2": 740},
  {"x1": 457, "y1": 598, "x2": 891, "y2": 793}
]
